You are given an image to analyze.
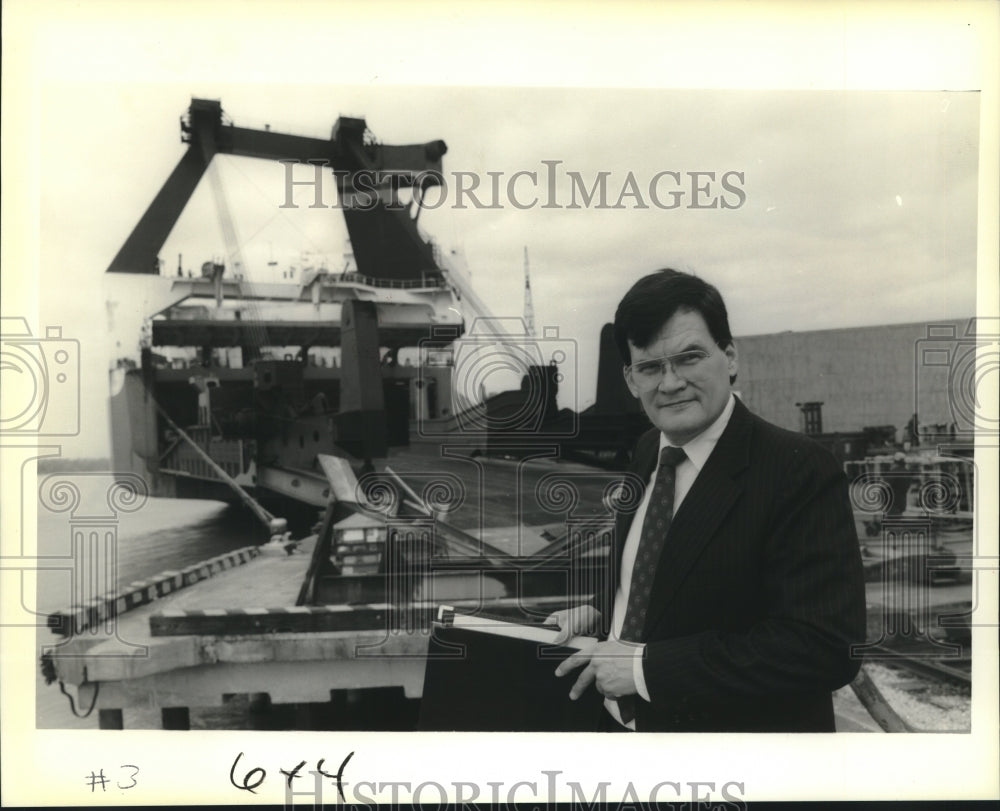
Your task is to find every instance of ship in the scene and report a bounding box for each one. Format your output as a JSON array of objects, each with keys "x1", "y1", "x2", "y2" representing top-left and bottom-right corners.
[
  {"x1": 105, "y1": 98, "x2": 644, "y2": 521},
  {"x1": 107, "y1": 98, "x2": 475, "y2": 514}
]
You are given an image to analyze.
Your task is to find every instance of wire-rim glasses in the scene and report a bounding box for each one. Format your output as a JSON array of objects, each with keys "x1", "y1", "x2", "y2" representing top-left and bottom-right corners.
[{"x1": 625, "y1": 349, "x2": 712, "y2": 392}]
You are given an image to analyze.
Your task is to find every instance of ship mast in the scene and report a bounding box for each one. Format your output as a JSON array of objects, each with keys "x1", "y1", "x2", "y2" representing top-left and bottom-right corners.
[{"x1": 523, "y1": 246, "x2": 536, "y2": 338}]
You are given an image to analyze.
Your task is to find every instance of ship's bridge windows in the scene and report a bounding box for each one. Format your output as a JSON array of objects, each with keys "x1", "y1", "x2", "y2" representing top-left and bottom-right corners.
[
  {"x1": 306, "y1": 347, "x2": 339, "y2": 368},
  {"x1": 424, "y1": 348, "x2": 453, "y2": 367}
]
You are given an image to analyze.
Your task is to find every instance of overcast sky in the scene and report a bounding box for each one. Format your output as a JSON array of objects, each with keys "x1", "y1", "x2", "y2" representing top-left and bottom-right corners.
[{"x1": 30, "y1": 83, "x2": 979, "y2": 455}]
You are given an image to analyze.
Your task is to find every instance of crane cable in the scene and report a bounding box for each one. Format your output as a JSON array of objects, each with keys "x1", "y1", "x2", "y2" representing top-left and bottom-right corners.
[{"x1": 198, "y1": 132, "x2": 270, "y2": 351}]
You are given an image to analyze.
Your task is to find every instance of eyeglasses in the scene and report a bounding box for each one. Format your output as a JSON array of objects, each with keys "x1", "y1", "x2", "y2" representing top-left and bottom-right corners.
[{"x1": 625, "y1": 349, "x2": 712, "y2": 391}]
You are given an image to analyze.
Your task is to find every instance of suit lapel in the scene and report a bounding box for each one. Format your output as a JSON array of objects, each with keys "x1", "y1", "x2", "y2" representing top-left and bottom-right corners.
[{"x1": 641, "y1": 397, "x2": 753, "y2": 636}]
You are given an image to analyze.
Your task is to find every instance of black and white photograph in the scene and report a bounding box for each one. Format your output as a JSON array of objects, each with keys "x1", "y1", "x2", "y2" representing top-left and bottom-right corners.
[{"x1": 2, "y1": 1, "x2": 998, "y2": 806}]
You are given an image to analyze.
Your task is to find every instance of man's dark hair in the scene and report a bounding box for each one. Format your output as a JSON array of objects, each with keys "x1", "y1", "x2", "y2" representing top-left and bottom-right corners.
[{"x1": 613, "y1": 268, "x2": 734, "y2": 364}]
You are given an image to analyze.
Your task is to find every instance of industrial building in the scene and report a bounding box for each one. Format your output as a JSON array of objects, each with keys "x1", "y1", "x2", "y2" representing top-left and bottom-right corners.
[{"x1": 733, "y1": 318, "x2": 974, "y2": 459}]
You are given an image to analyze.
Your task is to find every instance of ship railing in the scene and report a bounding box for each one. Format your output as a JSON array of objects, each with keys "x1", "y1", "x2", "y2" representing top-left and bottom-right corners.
[
  {"x1": 320, "y1": 270, "x2": 447, "y2": 290},
  {"x1": 161, "y1": 433, "x2": 254, "y2": 482}
]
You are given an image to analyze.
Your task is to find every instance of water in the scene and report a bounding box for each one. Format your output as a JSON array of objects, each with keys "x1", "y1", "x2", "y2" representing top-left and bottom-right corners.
[{"x1": 33, "y1": 475, "x2": 267, "y2": 728}]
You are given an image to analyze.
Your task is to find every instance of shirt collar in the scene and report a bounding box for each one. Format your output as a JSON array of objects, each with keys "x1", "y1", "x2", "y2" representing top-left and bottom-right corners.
[{"x1": 658, "y1": 392, "x2": 736, "y2": 472}]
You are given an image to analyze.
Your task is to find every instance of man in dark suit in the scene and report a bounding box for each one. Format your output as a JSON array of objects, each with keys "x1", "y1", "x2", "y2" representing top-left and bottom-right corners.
[{"x1": 552, "y1": 269, "x2": 866, "y2": 732}]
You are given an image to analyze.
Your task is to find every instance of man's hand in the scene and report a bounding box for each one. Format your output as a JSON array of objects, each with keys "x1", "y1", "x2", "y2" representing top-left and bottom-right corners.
[
  {"x1": 545, "y1": 605, "x2": 601, "y2": 645},
  {"x1": 554, "y1": 639, "x2": 640, "y2": 700}
]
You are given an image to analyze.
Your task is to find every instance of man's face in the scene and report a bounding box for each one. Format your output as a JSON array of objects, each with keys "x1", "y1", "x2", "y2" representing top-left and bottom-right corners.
[{"x1": 625, "y1": 308, "x2": 737, "y2": 446}]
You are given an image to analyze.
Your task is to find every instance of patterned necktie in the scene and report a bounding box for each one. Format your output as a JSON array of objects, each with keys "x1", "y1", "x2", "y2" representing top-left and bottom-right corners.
[
  {"x1": 617, "y1": 445, "x2": 686, "y2": 725},
  {"x1": 620, "y1": 445, "x2": 686, "y2": 642}
]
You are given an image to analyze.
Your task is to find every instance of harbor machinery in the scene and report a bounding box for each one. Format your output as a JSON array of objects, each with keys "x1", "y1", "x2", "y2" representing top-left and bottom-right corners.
[{"x1": 107, "y1": 98, "x2": 470, "y2": 511}]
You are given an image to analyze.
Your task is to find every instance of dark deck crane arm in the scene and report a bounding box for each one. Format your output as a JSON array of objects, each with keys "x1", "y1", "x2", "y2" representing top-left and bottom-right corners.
[{"x1": 107, "y1": 98, "x2": 448, "y2": 282}]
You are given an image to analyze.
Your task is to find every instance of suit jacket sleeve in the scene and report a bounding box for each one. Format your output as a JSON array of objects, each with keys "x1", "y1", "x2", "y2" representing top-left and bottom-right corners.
[{"x1": 641, "y1": 439, "x2": 866, "y2": 703}]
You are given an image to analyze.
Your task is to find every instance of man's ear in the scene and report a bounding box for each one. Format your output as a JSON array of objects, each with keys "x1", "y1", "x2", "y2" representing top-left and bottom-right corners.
[
  {"x1": 623, "y1": 365, "x2": 640, "y2": 398},
  {"x1": 724, "y1": 342, "x2": 738, "y2": 379}
]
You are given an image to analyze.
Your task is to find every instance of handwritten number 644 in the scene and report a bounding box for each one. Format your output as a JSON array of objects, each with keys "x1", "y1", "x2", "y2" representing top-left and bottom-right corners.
[{"x1": 229, "y1": 751, "x2": 354, "y2": 800}]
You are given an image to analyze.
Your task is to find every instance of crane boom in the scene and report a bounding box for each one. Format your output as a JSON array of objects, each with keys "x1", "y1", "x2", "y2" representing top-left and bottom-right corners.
[{"x1": 107, "y1": 98, "x2": 448, "y2": 284}]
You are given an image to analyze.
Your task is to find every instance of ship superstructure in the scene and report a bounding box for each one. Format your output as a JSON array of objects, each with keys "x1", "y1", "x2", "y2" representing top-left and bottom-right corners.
[{"x1": 107, "y1": 99, "x2": 473, "y2": 510}]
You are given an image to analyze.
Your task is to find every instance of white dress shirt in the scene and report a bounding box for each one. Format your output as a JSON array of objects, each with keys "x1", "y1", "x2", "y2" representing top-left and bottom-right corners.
[{"x1": 605, "y1": 393, "x2": 736, "y2": 728}]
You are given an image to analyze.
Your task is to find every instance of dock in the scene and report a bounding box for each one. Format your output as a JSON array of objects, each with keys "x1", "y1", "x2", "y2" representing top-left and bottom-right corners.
[
  {"x1": 43, "y1": 527, "x2": 574, "y2": 730},
  {"x1": 40, "y1": 450, "x2": 973, "y2": 732}
]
